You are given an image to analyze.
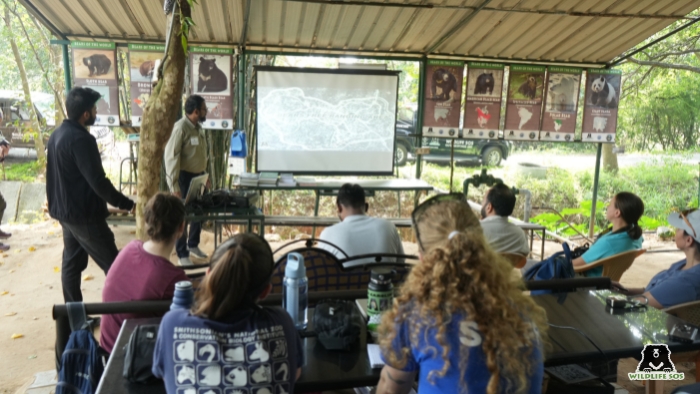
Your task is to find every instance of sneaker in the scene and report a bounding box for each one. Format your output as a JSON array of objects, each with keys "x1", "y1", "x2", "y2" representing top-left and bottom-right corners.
[
  {"x1": 189, "y1": 247, "x2": 208, "y2": 259},
  {"x1": 0, "y1": 243, "x2": 9, "y2": 252},
  {"x1": 0, "y1": 230, "x2": 11, "y2": 239},
  {"x1": 178, "y1": 257, "x2": 194, "y2": 267}
]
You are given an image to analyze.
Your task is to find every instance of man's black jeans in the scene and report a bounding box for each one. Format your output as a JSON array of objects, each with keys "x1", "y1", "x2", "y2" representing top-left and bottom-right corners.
[{"x1": 176, "y1": 170, "x2": 203, "y2": 258}]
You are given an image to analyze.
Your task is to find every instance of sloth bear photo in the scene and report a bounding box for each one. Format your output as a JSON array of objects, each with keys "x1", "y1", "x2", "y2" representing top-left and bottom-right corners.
[
  {"x1": 474, "y1": 72, "x2": 495, "y2": 95},
  {"x1": 197, "y1": 57, "x2": 228, "y2": 93},
  {"x1": 83, "y1": 54, "x2": 111, "y2": 77},
  {"x1": 431, "y1": 68, "x2": 459, "y2": 101},
  {"x1": 517, "y1": 74, "x2": 538, "y2": 99}
]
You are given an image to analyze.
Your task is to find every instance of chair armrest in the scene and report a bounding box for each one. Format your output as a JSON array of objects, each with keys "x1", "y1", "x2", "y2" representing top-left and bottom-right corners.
[
  {"x1": 573, "y1": 259, "x2": 605, "y2": 273},
  {"x1": 664, "y1": 300, "x2": 700, "y2": 314}
]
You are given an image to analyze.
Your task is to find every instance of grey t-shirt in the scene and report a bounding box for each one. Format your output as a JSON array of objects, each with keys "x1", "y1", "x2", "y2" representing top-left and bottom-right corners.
[{"x1": 480, "y1": 216, "x2": 530, "y2": 256}]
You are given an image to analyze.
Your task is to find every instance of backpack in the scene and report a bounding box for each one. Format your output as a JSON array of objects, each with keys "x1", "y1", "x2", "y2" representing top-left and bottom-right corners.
[
  {"x1": 55, "y1": 303, "x2": 105, "y2": 394},
  {"x1": 523, "y1": 243, "x2": 575, "y2": 295}
]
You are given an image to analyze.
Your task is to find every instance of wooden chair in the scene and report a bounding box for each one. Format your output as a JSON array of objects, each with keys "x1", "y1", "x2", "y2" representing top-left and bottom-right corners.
[
  {"x1": 501, "y1": 253, "x2": 527, "y2": 269},
  {"x1": 573, "y1": 249, "x2": 646, "y2": 281}
]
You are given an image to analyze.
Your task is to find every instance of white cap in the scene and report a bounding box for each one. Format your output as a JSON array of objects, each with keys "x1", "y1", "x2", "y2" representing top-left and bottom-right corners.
[{"x1": 668, "y1": 210, "x2": 700, "y2": 243}]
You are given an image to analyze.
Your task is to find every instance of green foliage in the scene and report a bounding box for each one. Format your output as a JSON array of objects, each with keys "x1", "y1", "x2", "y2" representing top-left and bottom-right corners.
[{"x1": 0, "y1": 161, "x2": 41, "y2": 182}]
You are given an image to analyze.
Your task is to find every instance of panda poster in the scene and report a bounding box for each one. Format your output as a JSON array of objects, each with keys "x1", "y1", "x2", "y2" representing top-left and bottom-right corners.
[
  {"x1": 128, "y1": 44, "x2": 164, "y2": 127},
  {"x1": 422, "y1": 60, "x2": 464, "y2": 138},
  {"x1": 463, "y1": 62, "x2": 504, "y2": 140},
  {"x1": 540, "y1": 67, "x2": 582, "y2": 142},
  {"x1": 189, "y1": 47, "x2": 234, "y2": 130},
  {"x1": 582, "y1": 69, "x2": 621, "y2": 143},
  {"x1": 71, "y1": 41, "x2": 119, "y2": 127},
  {"x1": 504, "y1": 64, "x2": 546, "y2": 141}
]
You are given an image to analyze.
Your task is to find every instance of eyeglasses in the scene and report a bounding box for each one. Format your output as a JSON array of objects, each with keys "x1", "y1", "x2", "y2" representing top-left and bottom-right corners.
[
  {"x1": 680, "y1": 209, "x2": 698, "y2": 239},
  {"x1": 412, "y1": 193, "x2": 468, "y2": 251}
]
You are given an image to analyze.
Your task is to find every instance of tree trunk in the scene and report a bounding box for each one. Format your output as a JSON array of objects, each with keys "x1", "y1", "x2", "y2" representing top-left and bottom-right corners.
[
  {"x1": 602, "y1": 143, "x2": 618, "y2": 173},
  {"x1": 135, "y1": 4, "x2": 191, "y2": 239},
  {"x1": 2, "y1": 6, "x2": 46, "y2": 163}
]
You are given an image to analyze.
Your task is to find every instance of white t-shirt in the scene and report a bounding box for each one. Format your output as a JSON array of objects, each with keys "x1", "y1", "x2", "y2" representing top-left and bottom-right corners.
[
  {"x1": 319, "y1": 214, "x2": 405, "y2": 267},
  {"x1": 480, "y1": 215, "x2": 530, "y2": 256}
]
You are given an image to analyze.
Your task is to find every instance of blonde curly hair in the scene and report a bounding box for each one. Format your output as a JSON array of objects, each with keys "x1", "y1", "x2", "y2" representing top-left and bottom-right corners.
[{"x1": 379, "y1": 198, "x2": 548, "y2": 393}]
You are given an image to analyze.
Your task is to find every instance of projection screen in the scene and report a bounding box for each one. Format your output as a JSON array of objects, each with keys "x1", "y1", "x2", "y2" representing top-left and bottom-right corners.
[{"x1": 255, "y1": 66, "x2": 400, "y2": 175}]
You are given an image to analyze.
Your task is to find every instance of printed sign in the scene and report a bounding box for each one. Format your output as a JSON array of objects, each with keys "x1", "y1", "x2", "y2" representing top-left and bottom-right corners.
[
  {"x1": 582, "y1": 69, "x2": 622, "y2": 143},
  {"x1": 504, "y1": 65, "x2": 546, "y2": 141},
  {"x1": 463, "y1": 62, "x2": 505, "y2": 140},
  {"x1": 422, "y1": 60, "x2": 464, "y2": 138},
  {"x1": 71, "y1": 41, "x2": 119, "y2": 126},
  {"x1": 128, "y1": 44, "x2": 164, "y2": 127},
  {"x1": 540, "y1": 67, "x2": 582, "y2": 142},
  {"x1": 628, "y1": 344, "x2": 684, "y2": 381},
  {"x1": 189, "y1": 47, "x2": 234, "y2": 130}
]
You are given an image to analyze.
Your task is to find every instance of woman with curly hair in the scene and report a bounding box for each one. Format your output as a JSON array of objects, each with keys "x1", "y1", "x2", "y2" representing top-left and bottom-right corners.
[{"x1": 378, "y1": 194, "x2": 548, "y2": 394}]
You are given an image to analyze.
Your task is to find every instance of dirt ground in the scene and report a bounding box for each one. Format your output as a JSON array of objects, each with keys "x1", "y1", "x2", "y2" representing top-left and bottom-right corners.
[{"x1": 0, "y1": 221, "x2": 693, "y2": 393}]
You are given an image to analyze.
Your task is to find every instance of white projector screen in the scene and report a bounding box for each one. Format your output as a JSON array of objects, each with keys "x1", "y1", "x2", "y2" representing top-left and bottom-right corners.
[{"x1": 255, "y1": 66, "x2": 399, "y2": 175}]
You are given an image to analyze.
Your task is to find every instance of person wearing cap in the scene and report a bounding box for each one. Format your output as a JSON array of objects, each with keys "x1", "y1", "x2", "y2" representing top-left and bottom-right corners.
[
  {"x1": 613, "y1": 209, "x2": 700, "y2": 309},
  {"x1": 0, "y1": 107, "x2": 11, "y2": 251}
]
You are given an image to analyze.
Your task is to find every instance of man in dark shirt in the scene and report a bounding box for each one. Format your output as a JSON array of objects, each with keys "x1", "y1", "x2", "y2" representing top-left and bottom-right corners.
[{"x1": 47, "y1": 87, "x2": 135, "y2": 302}]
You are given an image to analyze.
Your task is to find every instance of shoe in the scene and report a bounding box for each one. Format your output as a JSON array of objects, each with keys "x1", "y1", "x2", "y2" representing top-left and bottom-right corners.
[
  {"x1": 178, "y1": 257, "x2": 194, "y2": 267},
  {"x1": 0, "y1": 243, "x2": 9, "y2": 252},
  {"x1": 189, "y1": 247, "x2": 208, "y2": 259},
  {"x1": 0, "y1": 230, "x2": 11, "y2": 239}
]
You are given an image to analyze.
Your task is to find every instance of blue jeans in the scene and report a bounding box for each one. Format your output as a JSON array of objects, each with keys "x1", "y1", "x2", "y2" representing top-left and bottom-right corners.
[{"x1": 176, "y1": 170, "x2": 203, "y2": 258}]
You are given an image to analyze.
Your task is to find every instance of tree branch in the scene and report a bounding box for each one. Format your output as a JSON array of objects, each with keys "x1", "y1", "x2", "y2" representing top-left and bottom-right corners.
[
  {"x1": 626, "y1": 57, "x2": 700, "y2": 74},
  {"x1": 649, "y1": 49, "x2": 700, "y2": 59}
]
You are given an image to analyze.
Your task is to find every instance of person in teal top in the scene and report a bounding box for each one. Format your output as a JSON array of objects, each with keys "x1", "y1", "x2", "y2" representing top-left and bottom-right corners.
[{"x1": 572, "y1": 192, "x2": 645, "y2": 277}]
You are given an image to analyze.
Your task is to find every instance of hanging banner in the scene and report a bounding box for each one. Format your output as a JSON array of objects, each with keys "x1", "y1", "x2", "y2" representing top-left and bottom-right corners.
[
  {"x1": 540, "y1": 67, "x2": 583, "y2": 142},
  {"x1": 582, "y1": 69, "x2": 622, "y2": 143},
  {"x1": 463, "y1": 62, "x2": 505, "y2": 140},
  {"x1": 128, "y1": 44, "x2": 164, "y2": 127},
  {"x1": 422, "y1": 59, "x2": 464, "y2": 138},
  {"x1": 504, "y1": 65, "x2": 546, "y2": 141},
  {"x1": 71, "y1": 41, "x2": 119, "y2": 126},
  {"x1": 189, "y1": 47, "x2": 234, "y2": 130}
]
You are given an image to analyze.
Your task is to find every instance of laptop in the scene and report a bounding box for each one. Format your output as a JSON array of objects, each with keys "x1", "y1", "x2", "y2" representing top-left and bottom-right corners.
[{"x1": 185, "y1": 173, "x2": 209, "y2": 205}]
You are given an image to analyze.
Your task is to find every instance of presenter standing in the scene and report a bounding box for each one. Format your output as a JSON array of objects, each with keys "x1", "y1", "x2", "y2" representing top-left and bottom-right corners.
[{"x1": 164, "y1": 95, "x2": 209, "y2": 266}]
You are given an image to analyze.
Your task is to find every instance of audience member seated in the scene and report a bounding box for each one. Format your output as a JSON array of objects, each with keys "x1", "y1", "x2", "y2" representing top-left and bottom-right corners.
[
  {"x1": 100, "y1": 193, "x2": 189, "y2": 353},
  {"x1": 319, "y1": 183, "x2": 404, "y2": 267},
  {"x1": 153, "y1": 233, "x2": 303, "y2": 394},
  {"x1": 480, "y1": 184, "x2": 530, "y2": 257},
  {"x1": 377, "y1": 193, "x2": 546, "y2": 394},
  {"x1": 614, "y1": 209, "x2": 700, "y2": 309},
  {"x1": 572, "y1": 191, "x2": 645, "y2": 277}
]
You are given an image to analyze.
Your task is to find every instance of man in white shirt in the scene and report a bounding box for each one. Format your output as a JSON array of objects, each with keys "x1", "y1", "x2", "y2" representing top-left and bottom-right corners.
[
  {"x1": 480, "y1": 184, "x2": 530, "y2": 256},
  {"x1": 319, "y1": 184, "x2": 404, "y2": 267}
]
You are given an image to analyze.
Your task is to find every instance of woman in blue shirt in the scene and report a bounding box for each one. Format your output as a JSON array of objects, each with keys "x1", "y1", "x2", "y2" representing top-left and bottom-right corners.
[
  {"x1": 378, "y1": 194, "x2": 548, "y2": 394},
  {"x1": 572, "y1": 192, "x2": 645, "y2": 277}
]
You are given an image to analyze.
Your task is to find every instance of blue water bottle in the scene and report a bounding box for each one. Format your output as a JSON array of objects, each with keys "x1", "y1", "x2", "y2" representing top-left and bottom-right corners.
[
  {"x1": 283, "y1": 253, "x2": 308, "y2": 330},
  {"x1": 171, "y1": 281, "x2": 194, "y2": 310}
]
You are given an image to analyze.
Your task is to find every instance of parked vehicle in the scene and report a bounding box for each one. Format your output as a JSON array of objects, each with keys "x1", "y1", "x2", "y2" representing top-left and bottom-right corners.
[{"x1": 0, "y1": 92, "x2": 53, "y2": 149}]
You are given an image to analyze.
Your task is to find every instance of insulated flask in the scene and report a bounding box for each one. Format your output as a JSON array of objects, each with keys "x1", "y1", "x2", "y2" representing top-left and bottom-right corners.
[
  {"x1": 367, "y1": 269, "x2": 394, "y2": 332},
  {"x1": 170, "y1": 281, "x2": 194, "y2": 310},
  {"x1": 283, "y1": 253, "x2": 308, "y2": 330}
]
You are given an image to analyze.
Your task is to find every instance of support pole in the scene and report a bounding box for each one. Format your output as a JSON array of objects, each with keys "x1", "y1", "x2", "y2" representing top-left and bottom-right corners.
[
  {"x1": 415, "y1": 57, "x2": 427, "y2": 180},
  {"x1": 449, "y1": 139, "x2": 455, "y2": 192},
  {"x1": 62, "y1": 44, "x2": 71, "y2": 93},
  {"x1": 589, "y1": 143, "x2": 603, "y2": 238},
  {"x1": 237, "y1": 48, "x2": 245, "y2": 130}
]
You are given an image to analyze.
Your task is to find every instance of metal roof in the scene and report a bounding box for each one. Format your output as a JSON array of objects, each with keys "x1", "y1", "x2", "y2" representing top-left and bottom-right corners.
[{"x1": 21, "y1": 0, "x2": 700, "y2": 65}]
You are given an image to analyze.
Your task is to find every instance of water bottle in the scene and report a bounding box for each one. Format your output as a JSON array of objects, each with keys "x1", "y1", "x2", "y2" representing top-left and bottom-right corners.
[
  {"x1": 171, "y1": 281, "x2": 194, "y2": 310},
  {"x1": 367, "y1": 269, "x2": 394, "y2": 333},
  {"x1": 283, "y1": 253, "x2": 308, "y2": 330}
]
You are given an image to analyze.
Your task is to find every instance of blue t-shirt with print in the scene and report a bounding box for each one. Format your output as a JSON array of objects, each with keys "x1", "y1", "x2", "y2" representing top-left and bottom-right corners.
[
  {"x1": 581, "y1": 231, "x2": 643, "y2": 277},
  {"x1": 646, "y1": 259, "x2": 700, "y2": 308},
  {"x1": 153, "y1": 306, "x2": 303, "y2": 394},
  {"x1": 381, "y1": 311, "x2": 543, "y2": 394}
]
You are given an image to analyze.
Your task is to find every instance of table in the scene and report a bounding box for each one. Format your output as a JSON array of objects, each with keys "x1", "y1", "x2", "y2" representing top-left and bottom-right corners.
[
  {"x1": 96, "y1": 290, "x2": 700, "y2": 393},
  {"x1": 519, "y1": 222, "x2": 547, "y2": 259}
]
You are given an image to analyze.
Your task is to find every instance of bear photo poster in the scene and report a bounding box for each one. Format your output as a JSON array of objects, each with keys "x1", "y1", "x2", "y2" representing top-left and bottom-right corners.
[
  {"x1": 422, "y1": 59, "x2": 464, "y2": 138},
  {"x1": 71, "y1": 41, "x2": 119, "y2": 126},
  {"x1": 189, "y1": 47, "x2": 234, "y2": 130},
  {"x1": 540, "y1": 67, "x2": 582, "y2": 142},
  {"x1": 582, "y1": 68, "x2": 622, "y2": 143},
  {"x1": 128, "y1": 44, "x2": 164, "y2": 127},
  {"x1": 463, "y1": 62, "x2": 505, "y2": 140},
  {"x1": 504, "y1": 64, "x2": 546, "y2": 141}
]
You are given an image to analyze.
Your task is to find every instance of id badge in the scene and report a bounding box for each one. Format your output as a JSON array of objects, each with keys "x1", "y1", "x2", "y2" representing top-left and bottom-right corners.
[{"x1": 190, "y1": 137, "x2": 199, "y2": 146}]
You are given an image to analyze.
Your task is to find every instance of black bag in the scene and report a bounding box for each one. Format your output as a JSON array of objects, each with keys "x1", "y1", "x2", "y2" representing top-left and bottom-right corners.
[
  {"x1": 571, "y1": 243, "x2": 590, "y2": 259},
  {"x1": 123, "y1": 324, "x2": 159, "y2": 384},
  {"x1": 313, "y1": 300, "x2": 361, "y2": 351}
]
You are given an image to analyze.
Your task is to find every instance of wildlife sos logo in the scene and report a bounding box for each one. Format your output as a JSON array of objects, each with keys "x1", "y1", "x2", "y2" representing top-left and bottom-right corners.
[{"x1": 628, "y1": 345, "x2": 684, "y2": 381}]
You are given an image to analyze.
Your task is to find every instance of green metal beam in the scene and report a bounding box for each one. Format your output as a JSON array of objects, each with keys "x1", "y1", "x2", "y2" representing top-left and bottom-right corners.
[
  {"x1": 415, "y1": 56, "x2": 427, "y2": 180},
  {"x1": 62, "y1": 44, "x2": 72, "y2": 93},
  {"x1": 589, "y1": 143, "x2": 603, "y2": 238}
]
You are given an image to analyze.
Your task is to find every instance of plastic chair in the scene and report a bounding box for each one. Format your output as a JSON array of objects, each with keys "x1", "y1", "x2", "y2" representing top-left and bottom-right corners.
[
  {"x1": 501, "y1": 253, "x2": 527, "y2": 269},
  {"x1": 573, "y1": 249, "x2": 646, "y2": 281},
  {"x1": 336, "y1": 253, "x2": 419, "y2": 286},
  {"x1": 664, "y1": 300, "x2": 700, "y2": 385}
]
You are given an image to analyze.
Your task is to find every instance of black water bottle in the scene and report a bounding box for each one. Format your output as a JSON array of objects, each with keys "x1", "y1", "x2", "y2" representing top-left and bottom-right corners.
[
  {"x1": 367, "y1": 269, "x2": 394, "y2": 332},
  {"x1": 171, "y1": 281, "x2": 194, "y2": 310}
]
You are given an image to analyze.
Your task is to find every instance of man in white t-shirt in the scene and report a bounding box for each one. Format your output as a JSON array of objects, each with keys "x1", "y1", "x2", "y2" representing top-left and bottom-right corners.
[
  {"x1": 480, "y1": 184, "x2": 530, "y2": 257},
  {"x1": 319, "y1": 183, "x2": 404, "y2": 267}
]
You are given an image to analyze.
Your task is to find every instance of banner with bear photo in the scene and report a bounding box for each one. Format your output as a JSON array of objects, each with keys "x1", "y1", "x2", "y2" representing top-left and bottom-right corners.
[
  {"x1": 504, "y1": 64, "x2": 546, "y2": 141},
  {"x1": 463, "y1": 62, "x2": 505, "y2": 140},
  {"x1": 422, "y1": 59, "x2": 464, "y2": 138},
  {"x1": 128, "y1": 44, "x2": 164, "y2": 127},
  {"x1": 540, "y1": 67, "x2": 582, "y2": 142},
  {"x1": 582, "y1": 69, "x2": 621, "y2": 143},
  {"x1": 71, "y1": 41, "x2": 119, "y2": 126},
  {"x1": 189, "y1": 47, "x2": 234, "y2": 130}
]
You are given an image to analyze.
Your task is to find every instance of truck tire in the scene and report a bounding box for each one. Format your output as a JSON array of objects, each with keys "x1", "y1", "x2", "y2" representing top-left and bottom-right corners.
[
  {"x1": 395, "y1": 143, "x2": 408, "y2": 166},
  {"x1": 481, "y1": 146, "x2": 503, "y2": 167}
]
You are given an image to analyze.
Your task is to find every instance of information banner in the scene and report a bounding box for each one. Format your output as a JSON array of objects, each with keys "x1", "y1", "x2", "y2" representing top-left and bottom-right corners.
[
  {"x1": 189, "y1": 47, "x2": 234, "y2": 130},
  {"x1": 582, "y1": 69, "x2": 622, "y2": 143},
  {"x1": 128, "y1": 44, "x2": 164, "y2": 127},
  {"x1": 504, "y1": 65, "x2": 546, "y2": 141},
  {"x1": 422, "y1": 60, "x2": 464, "y2": 138},
  {"x1": 540, "y1": 67, "x2": 583, "y2": 142},
  {"x1": 463, "y1": 62, "x2": 505, "y2": 140},
  {"x1": 71, "y1": 41, "x2": 119, "y2": 126}
]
